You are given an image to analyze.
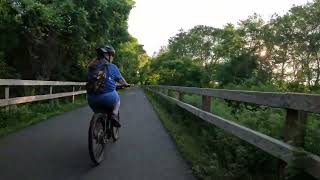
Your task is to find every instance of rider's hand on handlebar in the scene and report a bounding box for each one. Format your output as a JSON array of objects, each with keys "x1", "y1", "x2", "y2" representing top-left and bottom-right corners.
[{"x1": 116, "y1": 83, "x2": 132, "y2": 91}]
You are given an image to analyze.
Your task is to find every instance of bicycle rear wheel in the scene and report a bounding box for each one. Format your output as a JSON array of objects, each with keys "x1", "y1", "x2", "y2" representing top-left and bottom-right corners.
[
  {"x1": 88, "y1": 113, "x2": 106, "y2": 165},
  {"x1": 112, "y1": 112, "x2": 120, "y2": 142}
]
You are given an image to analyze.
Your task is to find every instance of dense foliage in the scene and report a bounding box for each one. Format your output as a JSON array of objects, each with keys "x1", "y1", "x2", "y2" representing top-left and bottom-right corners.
[
  {"x1": 142, "y1": 0, "x2": 320, "y2": 93},
  {"x1": 0, "y1": 0, "x2": 147, "y2": 82}
]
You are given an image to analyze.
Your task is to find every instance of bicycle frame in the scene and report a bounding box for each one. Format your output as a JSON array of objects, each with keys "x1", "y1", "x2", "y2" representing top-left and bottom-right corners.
[{"x1": 88, "y1": 84, "x2": 128, "y2": 165}]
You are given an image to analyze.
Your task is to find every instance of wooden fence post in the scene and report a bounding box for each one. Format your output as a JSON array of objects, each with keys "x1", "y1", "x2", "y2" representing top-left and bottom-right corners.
[
  {"x1": 167, "y1": 89, "x2": 172, "y2": 97},
  {"x1": 202, "y1": 95, "x2": 211, "y2": 112},
  {"x1": 5, "y1": 86, "x2": 9, "y2": 110},
  {"x1": 72, "y1": 86, "x2": 75, "y2": 103},
  {"x1": 164, "y1": 89, "x2": 168, "y2": 96},
  {"x1": 84, "y1": 86, "x2": 87, "y2": 100},
  {"x1": 277, "y1": 109, "x2": 308, "y2": 180},
  {"x1": 178, "y1": 92, "x2": 184, "y2": 101},
  {"x1": 50, "y1": 86, "x2": 53, "y2": 105}
]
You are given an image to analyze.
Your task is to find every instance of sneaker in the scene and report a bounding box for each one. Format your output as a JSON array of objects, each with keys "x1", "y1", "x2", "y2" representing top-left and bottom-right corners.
[
  {"x1": 112, "y1": 119, "x2": 121, "y2": 128},
  {"x1": 111, "y1": 114, "x2": 121, "y2": 128}
]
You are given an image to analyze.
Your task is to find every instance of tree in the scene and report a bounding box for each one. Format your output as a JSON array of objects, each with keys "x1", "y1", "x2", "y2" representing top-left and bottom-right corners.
[
  {"x1": 0, "y1": 0, "x2": 143, "y2": 82},
  {"x1": 143, "y1": 51, "x2": 203, "y2": 86},
  {"x1": 215, "y1": 53, "x2": 259, "y2": 86},
  {"x1": 115, "y1": 36, "x2": 146, "y2": 83}
]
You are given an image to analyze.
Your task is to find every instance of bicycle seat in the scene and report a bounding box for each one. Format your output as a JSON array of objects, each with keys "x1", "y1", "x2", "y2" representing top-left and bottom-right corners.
[{"x1": 94, "y1": 107, "x2": 114, "y2": 114}]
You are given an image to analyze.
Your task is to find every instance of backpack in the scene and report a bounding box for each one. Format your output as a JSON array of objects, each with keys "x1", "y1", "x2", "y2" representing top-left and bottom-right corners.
[{"x1": 86, "y1": 62, "x2": 109, "y2": 94}]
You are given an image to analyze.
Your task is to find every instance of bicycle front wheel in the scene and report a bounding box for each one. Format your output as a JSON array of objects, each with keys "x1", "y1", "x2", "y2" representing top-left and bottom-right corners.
[{"x1": 88, "y1": 113, "x2": 106, "y2": 165}]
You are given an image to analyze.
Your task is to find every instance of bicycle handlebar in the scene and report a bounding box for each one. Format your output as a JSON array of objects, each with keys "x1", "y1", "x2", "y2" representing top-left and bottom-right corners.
[{"x1": 116, "y1": 84, "x2": 131, "y2": 91}]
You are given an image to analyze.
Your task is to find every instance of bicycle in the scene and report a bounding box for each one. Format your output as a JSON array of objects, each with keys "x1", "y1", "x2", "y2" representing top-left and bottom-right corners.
[{"x1": 88, "y1": 84, "x2": 130, "y2": 165}]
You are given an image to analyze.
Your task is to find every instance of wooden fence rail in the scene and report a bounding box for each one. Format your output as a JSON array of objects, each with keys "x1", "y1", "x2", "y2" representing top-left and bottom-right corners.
[
  {"x1": 148, "y1": 85, "x2": 320, "y2": 113},
  {"x1": 0, "y1": 79, "x2": 86, "y2": 107},
  {"x1": 146, "y1": 85, "x2": 320, "y2": 180},
  {"x1": 0, "y1": 79, "x2": 86, "y2": 86}
]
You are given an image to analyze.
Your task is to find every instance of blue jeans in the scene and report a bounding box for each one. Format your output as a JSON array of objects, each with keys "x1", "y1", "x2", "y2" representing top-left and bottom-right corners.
[{"x1": 87, "y1": 90, "x2": 120, "y2": 113}]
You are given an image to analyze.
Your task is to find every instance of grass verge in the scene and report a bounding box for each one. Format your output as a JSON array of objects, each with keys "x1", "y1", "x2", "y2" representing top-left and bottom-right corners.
[
  {"x1": 145, "y1": 90, "x2": 229, "y2": 180},
  {"x1": 144, "y1": 89, "x2": 316, "y2": 180},
  {"x1": 0, "y1": 95, "x2": 87, "y2": 137}
]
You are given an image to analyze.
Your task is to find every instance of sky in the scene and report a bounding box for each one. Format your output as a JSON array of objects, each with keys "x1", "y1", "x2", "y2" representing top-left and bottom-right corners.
[{"x1": 128, "y1": 0, "x2": 311, "y2": 56}]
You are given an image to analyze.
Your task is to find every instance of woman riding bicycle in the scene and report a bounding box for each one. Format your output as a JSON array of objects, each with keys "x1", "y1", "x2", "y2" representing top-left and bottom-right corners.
[{"x1": 87, "y1": 45, "x2": 129, "y2": 127}]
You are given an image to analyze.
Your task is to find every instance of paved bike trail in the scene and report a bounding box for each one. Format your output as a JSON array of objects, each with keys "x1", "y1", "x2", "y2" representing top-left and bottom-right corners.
[{"x1": 0, "y1": 88, "x2": 196, "y2": 180}]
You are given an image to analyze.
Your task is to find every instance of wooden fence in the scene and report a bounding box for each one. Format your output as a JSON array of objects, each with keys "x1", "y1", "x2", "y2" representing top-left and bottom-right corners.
[
  {"x1": 0, "y1": 79, "x2": 86, "y2": 107},
  {"x1": 146, "y1": 85, "x2": 320, "y2": 180}
]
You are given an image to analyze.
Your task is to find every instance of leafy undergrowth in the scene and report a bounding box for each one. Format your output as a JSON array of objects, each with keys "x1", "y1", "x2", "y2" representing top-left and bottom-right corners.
[
  {"x1": 145, "y1": 89, "x2": 317, "y2": 180},
  {"x1": 0, "y1": 95, "x2": 87, "y2": 137},
  {"x1": 181, "y1": 94, "x2": 320, "y2": 157}
]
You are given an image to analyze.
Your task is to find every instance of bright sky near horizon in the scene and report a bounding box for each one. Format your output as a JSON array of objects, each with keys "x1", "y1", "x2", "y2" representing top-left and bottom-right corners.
[{"x1": 128, "y1": 0, "x2": 310, "y2": 56}]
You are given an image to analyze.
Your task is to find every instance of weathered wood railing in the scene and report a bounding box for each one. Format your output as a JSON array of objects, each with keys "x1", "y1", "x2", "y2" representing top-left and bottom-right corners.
[
  {"x1": 146, "y1": 85, "x2": 320, "y2": 179},
  {"x1": 0, "y1": 79, "x2": 86, "y2": 107}
]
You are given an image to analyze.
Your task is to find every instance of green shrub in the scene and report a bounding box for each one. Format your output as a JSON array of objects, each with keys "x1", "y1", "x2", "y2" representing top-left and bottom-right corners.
[{"x1": 0, "y1": 95, "x2": 87, "y2": 137}]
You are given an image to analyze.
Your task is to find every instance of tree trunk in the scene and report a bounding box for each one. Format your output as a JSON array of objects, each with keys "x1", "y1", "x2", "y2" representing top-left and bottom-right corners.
[
  {"x1": 280, "y1": 61, "x2": 286, "y2": 85},
  {"x1": 314, "y1": 58, "x2": 320, "y2": 87}
]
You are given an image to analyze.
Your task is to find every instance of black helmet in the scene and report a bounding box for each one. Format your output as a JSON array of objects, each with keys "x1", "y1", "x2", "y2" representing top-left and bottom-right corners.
[
  {"x1": 96, "y1": 45, "x2": 115, "y2": 57},
  {"x1": 104, "y1": 45, "x2": 115, "y2": 56},
  {"x1": 96, "y1": 45, "x2": 108, "y2": 54}
]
